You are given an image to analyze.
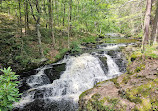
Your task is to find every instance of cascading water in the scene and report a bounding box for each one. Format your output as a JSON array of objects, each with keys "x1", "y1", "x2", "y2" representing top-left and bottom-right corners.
[
  {"x1": 104, "y1": 54, "x2": 121, "y2": 76},
  {"x1": 13, "y1": 44, "x2": 127, "y2": 111}
]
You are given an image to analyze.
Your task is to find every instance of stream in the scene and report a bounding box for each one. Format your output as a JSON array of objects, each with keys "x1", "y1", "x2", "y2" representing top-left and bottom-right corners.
[{"x1": 13, "y1": 34, "x2": 136, "y2": 111}]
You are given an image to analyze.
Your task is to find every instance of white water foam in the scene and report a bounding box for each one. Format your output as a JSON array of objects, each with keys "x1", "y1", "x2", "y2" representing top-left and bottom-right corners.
[{"x1": 14, "y1": 53, "x2": 122, "y2": 110}]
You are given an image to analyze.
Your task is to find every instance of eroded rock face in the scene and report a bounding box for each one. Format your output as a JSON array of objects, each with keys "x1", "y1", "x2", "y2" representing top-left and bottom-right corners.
[
  {"x1": 44, "y1": 63, "x2": 66, "y2": 83},
  {"x1": 78, "y1": 58, "x2": 158, "y2": 111}
]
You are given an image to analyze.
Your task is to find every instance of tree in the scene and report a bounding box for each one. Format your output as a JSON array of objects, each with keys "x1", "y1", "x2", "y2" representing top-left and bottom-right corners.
[
  {"x1": 24, "y1": 0, "x2": 29, "y2": 34},
  {"x1": 142, "y1": 0, "x2": 152, "y2": 51},
  {"x1": 48, "y1": 0, "x2": 55, "y2": 47},
  {"x1": 28, "y1": 0, "x2": 44, "y2": 58},
  {"x1": 18, "y1": 0, "x2": 22, "y2": 37},
  {"x1": 150, "y1": 1, "x2": 158, "y2": 45}
]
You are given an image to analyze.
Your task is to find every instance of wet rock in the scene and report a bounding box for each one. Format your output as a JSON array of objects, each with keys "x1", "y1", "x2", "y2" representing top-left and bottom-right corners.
[
  {"x1": 79, "y1": 56, "x2": 158, "y2": 111},
  {"x1": 19, "y1": 69, "x2": 37, "y2": 78},
  {"x1": 34, "y1": 89, "x2": 45, "y2": 99},
  {"x1": 44, "y1": 63, "x2": 66, "y2": 83},
  {"x1": 81, "y1": 42, "x2": 96, "y2": 49},
  {"x1": 115, "y1": 58, "x2": 126, "y2": 73},
  {"x1": 18, "y1": 78, "x2": 30, "y2": 93},
  {"x1": 99, "y1": 57, "x2": 108, "y2": 73},
  {"x1": 13, "y1": 99, "x2": 45, "y2": 111},
  {"x1": 104, "y1": 33, "x2": 121, "y2": 38}
]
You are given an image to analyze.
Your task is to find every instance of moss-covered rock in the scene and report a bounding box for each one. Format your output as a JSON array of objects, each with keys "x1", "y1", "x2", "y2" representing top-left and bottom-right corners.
[{"x1": 78, "y1": 46, "x2": 158, "y2": 111}]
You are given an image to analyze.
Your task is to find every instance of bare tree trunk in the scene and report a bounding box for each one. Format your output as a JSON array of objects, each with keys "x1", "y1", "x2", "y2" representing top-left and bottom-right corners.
[
  {"x1": 63, "y1": 0, "x2": 65, "y2": 26},
  {"x1": 44, "y1": 0, "x2": 48, "y2": 28},
  {"x1": 69, "y1": 0, "x2": 72, "y2": 36},
  {"x1": 48, "y1": 0, "x2": 52, "y2": 29},
  {"x1": 25, "y1": 0, "x2": 29, "y2": 35},
  {"x1": 18, "y1": 0, "x2": 22, "y2": 37},
  {"x1": 68, "y1": 0, "x2": 71, "y2": 49},
  {"x1": 56, "y1": 0, "x2": 59, "y2": 26},
  {"x1": 36, "y1": 0, "x2": 44, "y2": 58},
  {"x1": 48, "y1": 0, "x2": 55, "y2": 47},
  {"x1": 142, "y1": 0, "x2": 152, "y2": 51},
  {"x1": 26, "y1": 0, "x2": 29, "y2": 32},
  {"x1": 37, "y1": 24, "x2": 44, "y2": 57},
  {"x1": 150, "y1": 1, "x2": 158, "y2": 45}
]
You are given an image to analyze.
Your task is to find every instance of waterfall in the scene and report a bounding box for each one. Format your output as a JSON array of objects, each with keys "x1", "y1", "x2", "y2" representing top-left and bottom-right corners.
[
  {"x1": 14, "y1": 48, "x2": 125, "y2": 111},
  {"x1": 104, "y1": 54, "x2": 121, "y2": 77}
]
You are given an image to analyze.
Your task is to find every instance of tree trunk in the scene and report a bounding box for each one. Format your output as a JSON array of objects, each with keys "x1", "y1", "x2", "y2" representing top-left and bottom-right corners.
[
  {"x1": 142, "y1": 0, "x2": 152, "y2": 51},
  {"x1": 18, "y1": 0, "x2": 22, "y2": 37},
  {"x1": 48, "y1": 0, "x2": 55, "y2": 47},
  {"x1": 36, "y1": 0, "x2": 44, "y2": 58},
  {"x1": 37, "y1": 24, "x2": 44, "y2": 58},
  {"x1": 25, "y1": 0, "x2": 29, "y2": 35},
  {"x1": 48, "y1": 0, "x2": 52, "y2": 29},
  {"x1": 69, "y1": 0, "x2": 72, "y2": 36},
  {"x1": 68, "y1": 0, "x2": 71, "y2": 49},
  {"x1": 150, "y1": 1, "x2": 158, "y2": 45},
  {"x1": 26, "y1": 0, "x2": 29, "y2": 32},
  {"x1": 63, "y1": 0, "x2": 65, "y2": 26},
  {"x1": 44, "y1": 0, "x2": 48, "y2": 28}
]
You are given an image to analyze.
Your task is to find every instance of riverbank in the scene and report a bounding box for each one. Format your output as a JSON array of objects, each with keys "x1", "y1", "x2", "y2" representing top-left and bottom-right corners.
[
  {"x1": 0, "y1": 12, "x2": 97, "y2": 74},
  {"x1": 78, "y1": 45, "x2": 158, "y2": 111}
]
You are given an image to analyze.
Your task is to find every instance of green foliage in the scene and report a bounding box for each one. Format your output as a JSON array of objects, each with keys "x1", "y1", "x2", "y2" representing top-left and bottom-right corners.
[
  {"x1": 0, "y1": 67, "x2": 20, "y2": 111},
  {"x1": 70, "y1": 41, "x2": 81, "y2": 53},
  {"x1": 143, "y1": 45, "x2": 158, "y2": 59},
  {"x1": 81, "y1": 36, "x2": 97, "y2": 43},
  {"x1": 130, "y1": 45, "x2": 158, "y2": 61},
  {"x1": 54, "y1": 48, "x2": 69, "y2": 60}
]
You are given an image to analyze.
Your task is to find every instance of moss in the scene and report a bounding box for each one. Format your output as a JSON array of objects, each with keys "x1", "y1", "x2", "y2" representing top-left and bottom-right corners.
[
  {"x1": 125, "y1": 92, "x2": 142, "y2": 103},
  {"x1": 79, "y1": 88, "x2": 93, "y2": 99},
  {"x1": 121, "y1": 75, "x2": 131, "y2": 84},
  {"x1": 110, "y1": 77, "x2": 120, "y2": 88},
  {"x1": 86, "y1": 94, "x2": 114, "y2": 111},
  {"x1": 101, "y1": 38, "x2": 137, "y2": 44},
  {"x1": 106, "y1": 97, "x2": 119, "y2": 106},
  {"x1": 91, "y1": 93, "x2": 101, "y2": 100},
  {"x1": 125, "y1": 81, "x2": 157, "y2": 104},
  {"x1": 134, "y1": 64, "x2": 145, "y2": 73},
  {"x1": 139, "y1": 99, "x2": 152, "y2": 111},
  {"x1": 151, "y1": 101, "x2": 158, "y2": 111},
  {"x1": 132, "y1": 106, "x2": 139, "y2": 111},
  {"x1": 130, "y1": 51, "x2": 142, "y2": 62},
  {"x1": 154, "y1": 78, "x2": 158, "y2": 82},
  {"x1": 96, "y1": 80, "x2": 109, "y2": 86},
  {"x1": 81, "y1": 94, "x2": 118, "y2": 111}
]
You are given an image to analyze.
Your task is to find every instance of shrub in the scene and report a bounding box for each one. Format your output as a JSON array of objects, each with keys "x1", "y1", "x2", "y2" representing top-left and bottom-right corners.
[{"x1": 0, "y1": 67, "x2": 20, "y2": 111}]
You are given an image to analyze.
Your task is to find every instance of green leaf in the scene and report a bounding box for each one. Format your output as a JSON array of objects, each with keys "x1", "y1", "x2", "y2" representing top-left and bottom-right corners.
[
  {"x1": 0, "y1": 67, "x2": 20, "y2": 110},
  {"x1": 7, "y1": 95, "x2": 15, "y2": 101}
]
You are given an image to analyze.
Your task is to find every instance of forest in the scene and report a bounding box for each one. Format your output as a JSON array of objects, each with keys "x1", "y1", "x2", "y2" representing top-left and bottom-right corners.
[{"x1": 0, "y1": 0, "x2": 158, "y2": 111}]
